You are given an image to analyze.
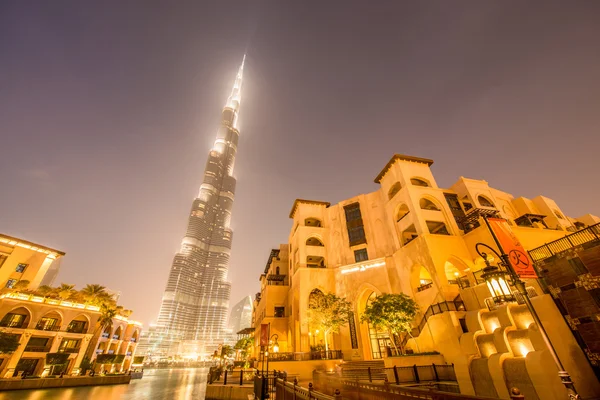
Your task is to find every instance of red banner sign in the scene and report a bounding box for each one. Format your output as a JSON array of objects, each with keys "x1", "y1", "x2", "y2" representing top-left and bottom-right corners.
[
  {"x1": 487, "y1": 218, "x2": 538, "y2": 279},
  {"x1": 260, "y1": 324, "x2": 269, "y2": 347}
]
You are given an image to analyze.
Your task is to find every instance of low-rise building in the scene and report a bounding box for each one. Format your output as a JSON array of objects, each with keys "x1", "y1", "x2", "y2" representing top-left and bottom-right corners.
[
  {"x1": 250, "y1": 154, "x2": 600, "y2": 399},
  {"x1": 0, "y1": 292, "x2": 142, "y2": 377}
]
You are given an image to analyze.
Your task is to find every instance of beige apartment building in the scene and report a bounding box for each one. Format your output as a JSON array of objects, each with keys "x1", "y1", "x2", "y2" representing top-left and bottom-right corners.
[
  {"x1": 251, "y1": 154, "x2": 600, "y2": 400},
  {"x1": 0, "y1": 234, "x2": 142, "y2": 377}
]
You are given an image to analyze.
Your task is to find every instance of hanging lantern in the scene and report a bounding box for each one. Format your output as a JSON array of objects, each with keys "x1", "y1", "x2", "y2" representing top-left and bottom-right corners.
[{"x1": 481, "y1": 264, "x2": 514, "y2": 303}]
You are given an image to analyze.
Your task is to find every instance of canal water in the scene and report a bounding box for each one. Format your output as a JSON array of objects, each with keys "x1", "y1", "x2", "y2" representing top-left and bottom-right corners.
[{"x1": 0, "y1": 368, "x2": 208, "y2": 400}]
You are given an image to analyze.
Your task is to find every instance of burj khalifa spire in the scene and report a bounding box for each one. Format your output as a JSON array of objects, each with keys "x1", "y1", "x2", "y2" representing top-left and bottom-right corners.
[{"x1": 149, "y1": 56, "x2": 246, "y2": 357}]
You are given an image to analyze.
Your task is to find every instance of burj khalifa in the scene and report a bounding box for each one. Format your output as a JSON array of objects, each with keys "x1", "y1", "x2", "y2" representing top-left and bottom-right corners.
[{"x1": 150, "y1": 56, "x2": 245, "y2": 357}]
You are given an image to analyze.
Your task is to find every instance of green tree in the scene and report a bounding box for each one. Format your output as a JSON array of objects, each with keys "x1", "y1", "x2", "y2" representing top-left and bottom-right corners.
[
  {"x1": 307, "y1": 291, "x2": 352, "y2": 352},
  {"x1": 13, "y1": 280, "x2": 30, "y2": 291},
  {"x1": 0, "y1": 331, "x2": 20, "y2": 354},
  {"x1": 360, "y1": 293, "x2": 419, "y2": 355},
  {"x1": 220, "y1": 344, "x2": 234, "y2": 358},
  {"x1": 234, "y1": 337, "x2": 254, "y2": 360}
]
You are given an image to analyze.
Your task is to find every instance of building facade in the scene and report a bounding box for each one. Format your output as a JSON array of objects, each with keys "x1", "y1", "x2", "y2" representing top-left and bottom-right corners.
[
  {"x1": 251, "y1": 154, "x2": 600, "y2": 400},
  {"x1": 150, "y1": 57, "x2": 245, "y2": 357},
  {"x1": 0, "y1": 292, "x2": 142, "y2": 377},
  {"x1": 0, "y1": 233, "x2": 65, "y2": 291}
]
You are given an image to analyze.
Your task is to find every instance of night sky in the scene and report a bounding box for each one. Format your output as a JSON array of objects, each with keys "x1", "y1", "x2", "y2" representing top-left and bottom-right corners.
[{"x1": 1, "y1": 1, "x2": 599, "y2": 326}]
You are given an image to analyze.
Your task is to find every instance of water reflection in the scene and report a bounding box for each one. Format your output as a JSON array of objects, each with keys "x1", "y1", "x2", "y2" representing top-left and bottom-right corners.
[{"x1": 0, "y1": 368, "x2": 208, "y2": 400}]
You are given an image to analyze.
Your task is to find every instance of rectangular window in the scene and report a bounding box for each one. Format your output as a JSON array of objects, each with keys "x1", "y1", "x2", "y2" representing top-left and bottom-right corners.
[
  {"x1": 354, "y1": 249, "x2": 368, "y2": 262},
  {"x1": 274, "y1": 306, "x2": 285, "y2": 318},
  {"x1": 5, "y1": 279, "x2": 17, "y2": 289},
  {"x1": 344, "y1": 203, "x2": 367, "y2": 246},
  {"x1": 15, "y1": 263, "x2": 27, "y2": 273}
]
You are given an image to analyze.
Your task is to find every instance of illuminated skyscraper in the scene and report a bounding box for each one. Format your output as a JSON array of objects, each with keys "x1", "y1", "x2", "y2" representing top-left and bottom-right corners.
[{"x1": 151, "y1": 56, "x2": 245, "y2": 357}]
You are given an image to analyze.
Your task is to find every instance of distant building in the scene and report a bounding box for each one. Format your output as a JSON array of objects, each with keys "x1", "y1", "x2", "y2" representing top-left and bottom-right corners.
[
  {"x1": 228, "y1": 295, "x2": 253, "y2": 335},
  {"x1": 251, "y1": 154, "x2": 600, "y2": 399},
  {"x1": 0, "y1": 233, "x2": 65, "y2": 290}
]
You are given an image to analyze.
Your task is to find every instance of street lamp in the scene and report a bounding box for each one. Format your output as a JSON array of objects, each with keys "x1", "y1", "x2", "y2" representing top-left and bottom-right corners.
[
  {"x1": 476, "y1": 244, "x2": 514, "y2": 304},
  {"x1": 270, "y1": 334, "x2": 279, "y2": 353},
  {"x1": 476, "y1": 217, "x2": 580, "y2": 399}
]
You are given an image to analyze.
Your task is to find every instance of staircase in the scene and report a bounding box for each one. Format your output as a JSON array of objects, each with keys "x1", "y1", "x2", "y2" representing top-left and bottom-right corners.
[{"x1": 339, "y1": 360, "x2": 386, "y2": 381}]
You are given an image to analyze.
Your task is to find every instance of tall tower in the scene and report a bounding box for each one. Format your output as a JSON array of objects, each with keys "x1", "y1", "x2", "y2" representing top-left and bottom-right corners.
[{"x1": 152, "y1": 56, "x2": 245, "y2": 357}]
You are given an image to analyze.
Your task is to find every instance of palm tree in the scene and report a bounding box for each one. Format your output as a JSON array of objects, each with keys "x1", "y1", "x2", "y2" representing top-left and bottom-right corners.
[
  {"x1": 80, "y1": 284, "x2": 111, "y2": 306},
  {"x1": 13, "y1": 280, "x2": 30, "y2": 291},
  {"x1": 81, "y1": 304, "x2": 118, "y2": 371},
  {"x1": 55, "y1": 283, "x2": 76, "y2": 300},
  {"x1": 36, "y1": 285, "x2": 54, "y2": 297}
]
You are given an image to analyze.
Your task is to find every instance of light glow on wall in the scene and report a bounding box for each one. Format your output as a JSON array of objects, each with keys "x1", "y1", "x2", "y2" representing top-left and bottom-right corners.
[{"x1": 341, "y1": 261, "x2": 385, "y2": 275}]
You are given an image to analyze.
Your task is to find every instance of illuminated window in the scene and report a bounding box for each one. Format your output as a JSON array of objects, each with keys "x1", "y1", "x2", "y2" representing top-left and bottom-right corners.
[
  {"x1": 354, "y1": 249, "x2": 368, "y2": 262},
  {"x1": 5, "y1": 279, "x2": 17, "y2": 289}
]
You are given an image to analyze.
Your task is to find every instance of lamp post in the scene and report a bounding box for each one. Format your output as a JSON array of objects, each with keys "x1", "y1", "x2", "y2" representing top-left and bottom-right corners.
[{"x1": 477, "y1": 217, "x2": 580, "y2": 399}]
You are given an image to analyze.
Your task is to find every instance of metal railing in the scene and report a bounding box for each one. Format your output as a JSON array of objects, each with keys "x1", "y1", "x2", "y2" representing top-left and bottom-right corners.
[
  {"x1": 266, "y1": 350, "x2": 343, "y2": 362},
  {"x1": 276, "y1": 378, "x2": 337, "y2": 400},
  {"x1": 0, "y1": 320, "x2": 26, "y2": 328},
  {"x1": 529, "y1": 223, "x2": 600, "y2": 262},
  {"x1": 207, "y1": 368, "x2": 257, "y2": 386},
  {"x1": 24, "y1": 346, "x2": 50, "y2": 352},
  {"x1": 400, "y1": 298, "x2": 465, "y2": 348},
  {"x1": 338, "y1": 364, "x2": 457, "y2": 385}
]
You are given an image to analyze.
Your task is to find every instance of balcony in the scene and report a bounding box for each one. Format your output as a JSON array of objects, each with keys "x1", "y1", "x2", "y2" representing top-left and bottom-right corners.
[
  {"x1": 24, "y1": 346, "x2": 50, "y2": 353},
  {"x1": 58, "y1": 347, "x2": 80, "y2": 354},
  {"x1": 101, "y1": 332, "x2": 110, "y2": 338},
  {"x1": 0, "y1": 321, "x2": 26, "y2": 329},
  {"x1": 112, "y1": 335, "x2": 121, "y2": 340},
  {"x1": 416, "y1": 282, "x2": 433, "y2": 292},
  {"x1": 267, "y1": 350, "x2": 343, "y2": 362},
  {"x1": 456, "y1": 208, "x2": 500, "y2": 233},
  {"x1": 35, "y1": 324, "x2": 60, "y2": 332}
]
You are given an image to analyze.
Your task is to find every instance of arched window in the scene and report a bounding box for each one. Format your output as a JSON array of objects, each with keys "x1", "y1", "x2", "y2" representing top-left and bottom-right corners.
[
  {"x1": 388, "y1": 182, "x2": 402, "y2": 200},
  {"x1": 410, "y1": 178, "x2": 430, "y2": 187},
  {"x1": 419, "y1": 198, "x2": 440, "y2": 211},
  {"x1": 396, "y1": 204, "x2": 410, "y2": 222},
  {"x1": 305, "y1": 218, "x2": 322, "y2": 227},
  {"x1": 306, "y1": 237, "x2": 324, "y2": 246},
  {"x1": 307, "y1": 256, "x2": 326, "y2": 268},
  {"x1": 426, "y1": 221, "x2": 450, "y2": 235},
  {"x1": 113, "y1": 326, "x2": 123, "y2": 340},
  {"x1": 36, "y1": 311, "x2": 62, "y2": 331},
  {"x1": 444, "y1": 261, "x2": 461, "y2": 283},
  {"x1": 0, "y1": 307, "x2": 31, "y2": 329},
  {"x1": 401, "y1": 224, "x2": 418, "y2": 245},
  {"x1": 553, "y1": 209, "x2": 565, "y2": 220},
  {"x1": 66, "y1": 315, "x2": 89, "y2": 334},
  {"x1": 417, "y1": 267, "x2": 433, "y2": 292},
  {"x1": 477, "y1": 195, "x2": 495, "y2": 208}
]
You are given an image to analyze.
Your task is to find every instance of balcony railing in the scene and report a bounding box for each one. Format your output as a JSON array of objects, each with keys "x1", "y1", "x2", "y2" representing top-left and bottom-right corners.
[
  {"x1": 0, "y1": 321, "x2": 26, "y2": 328},
  {"x1": 266, "y1": 350, "x2": 343, "y2": 362},
  {"x1": 66, "y1": 326, "x2": 87, "y2": 334},
  {"x1": 112, "y1": 335, "x2": 120, "y2": 340},
  {"x1": 416, "y1": 282, "x2": 433, "y2": 292},
  {"x1": 58, "y1": 347, "x2": 80, "y2": 354},
  {"x1": 35, "y1": 324, "x2": 60, "y2": 332},
  {"x1": 130, "y1": 338, "x2": 137, "y2": 342},
  {"x1": 529, "y1": 222, "x2": 600, "y2": 262},
  {"x1": 101, "y1": 332, "x2": 110, "y2": 338},
  {"x1": 126, "y1": 352, "x2": 132, "y2": 356}
]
